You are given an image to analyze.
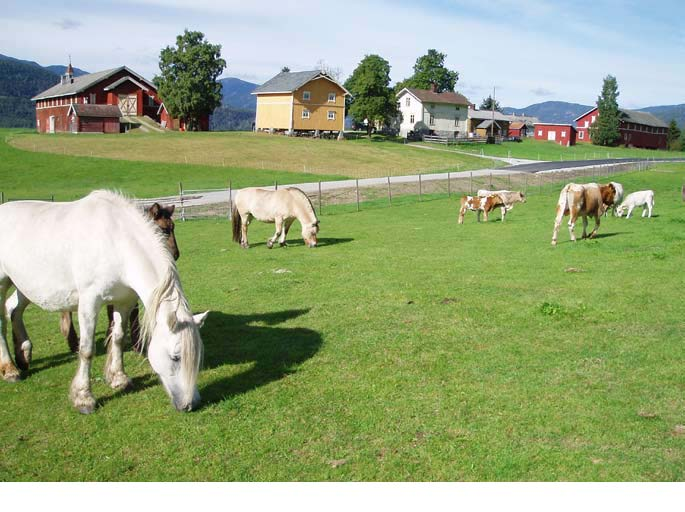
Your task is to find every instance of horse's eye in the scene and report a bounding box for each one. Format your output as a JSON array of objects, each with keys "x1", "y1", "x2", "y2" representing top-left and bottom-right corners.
[{"x1": 170, "y1": 354, "x2": 181, "y2": 363}]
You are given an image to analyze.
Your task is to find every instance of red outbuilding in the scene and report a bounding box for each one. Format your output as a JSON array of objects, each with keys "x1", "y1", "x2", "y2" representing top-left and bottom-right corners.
[
  {"x1": 574, "y1": 107, "x2": 668, "y2": 149},
  {"x1": 533, "y1": 123, "x2": 577, "y2": 146},
  {"x1": 32, "y1": 63, "x2": 208, "y2": 133},
  {"x1": 508, "y1": 121, "x2": 528, "y2": 138}
]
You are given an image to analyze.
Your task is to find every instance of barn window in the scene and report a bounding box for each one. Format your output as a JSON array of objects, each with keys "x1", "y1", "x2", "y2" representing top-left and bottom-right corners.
[
  {"x1": 538, "y1": 130, "x2": 542, "y2": 136},
  {"x1": 302, "y1": 109, "x2": 310, "y2": 119},
  {"x1": 328, "y1": 93, "x2": 336, "y2": 102},
  {"x1": 579, "y1": 131, "x2": 584, "y2": 139},
  {"x1": 303, "y1": 91, "x2": 311, "y2": 101},
  {"x1": 90, "y1": 93, "x2": 96, "y2": 104},
  {"x1": 562, "y1": 131, "x2": 567, "y2": 137},
  {"x1": 327, "y1": 111, "x2": 336, "y2": 120},
  {"x1": 405, "y1": 97, "x2": 410, "y2": 107}
]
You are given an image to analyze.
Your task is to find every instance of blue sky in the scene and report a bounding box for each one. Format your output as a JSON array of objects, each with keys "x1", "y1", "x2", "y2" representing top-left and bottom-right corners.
[{"x1": 1, "y1": 0, "x2": 683, "y2": 108}]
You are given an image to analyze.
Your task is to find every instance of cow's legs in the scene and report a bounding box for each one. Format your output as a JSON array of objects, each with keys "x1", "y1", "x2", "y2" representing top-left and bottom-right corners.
[
  {"x1": 267, "y1": 217, "x2": 284, "y2": 249},
  {"x1": 69, "y1": 295, "x2": 101, "y2": 414},
  {"x1": 104, "y1": 304, "x2": 134, "y2": 391},
  {"x1": 588, "y1": 214, "x2": 600, "y2": 239},
  {"x1": 500, "y1": 206, "x2": 507, "y2": 222},
  {"x1": 626, "y1": 205, "x2": 634, "y2": 219},
  {"x1": 0, "y1": 276, "x2": 20, "y2": 382},
  {"x1": 458, "y1": 207, "x2": 466, "y2": 224},
  {"x1": 10, "y1": 290, "x2": 32, "y2": 372}
]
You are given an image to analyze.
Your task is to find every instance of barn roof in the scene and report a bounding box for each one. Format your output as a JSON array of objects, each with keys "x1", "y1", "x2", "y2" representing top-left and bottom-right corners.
[
  {"x1": 253, "y1": 70, "x2": 350, "y2": 95},
  {"x1": 509, "y1": 121, "x2": 525, "y2": 130},
  {"x1": 620, "y1": 109, "x2": 668, "y2": 128},
  {"x1": 32, "y1": 66, "x2": 156, "y2": 101},
  {"x1": 398, "y1": 88, "x2": 470, "y2": 106},
  {"x1": 468, "y1": 107, "x2": 511, "y2": 122},
  {"x1": 68, "y1": 104, "x2": 122, "y2": 118}
]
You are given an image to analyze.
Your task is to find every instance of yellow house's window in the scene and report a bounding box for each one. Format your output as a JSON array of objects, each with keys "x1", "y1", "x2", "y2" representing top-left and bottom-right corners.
[
  {"x1": 303, "y1": 91, "x2": 311, "y2": 101},
  {"x1": 328, "y1": 93, "x2": 336, "y2": 102},
  {"x1": 302, "y1": 109, "x2": 310, "y2": 119},
  {"x1": 327, "y1": 111, "x2": 336, "y2": 120}
]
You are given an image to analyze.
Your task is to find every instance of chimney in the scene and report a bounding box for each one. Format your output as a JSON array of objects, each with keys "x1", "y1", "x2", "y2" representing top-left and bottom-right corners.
[{"x1": 430, "y1": 82, "x2": 437, "y2": 93}]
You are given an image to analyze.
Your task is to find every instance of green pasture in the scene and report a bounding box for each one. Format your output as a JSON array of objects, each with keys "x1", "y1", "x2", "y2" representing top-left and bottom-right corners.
[
  {"x1": 6, "y1": 129, "x2": 496, "y2": 180},
  {"x1": 0, "y1": 129, "x2": 345, "y2": 200},
  {"x1": 415, "y1": 137, "x2": 685, "y2": 162},
  {"x1": 0, "y1": 156, "x2": 684, "y2": 480}
]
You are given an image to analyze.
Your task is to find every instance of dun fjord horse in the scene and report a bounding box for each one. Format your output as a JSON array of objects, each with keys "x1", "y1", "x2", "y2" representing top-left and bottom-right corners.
[
  {"x1": 41, "y1": 202, "x2": 180, "y2": 353},
  {"x1": 0, "y1": 191, "x2": 207, "y2": 413},
  {"x1": 551, "y1": 182, "x2": 616, "y2": 246},
  {"x1": 232, "y1": 187, "x2": 319, "y2": 248}
]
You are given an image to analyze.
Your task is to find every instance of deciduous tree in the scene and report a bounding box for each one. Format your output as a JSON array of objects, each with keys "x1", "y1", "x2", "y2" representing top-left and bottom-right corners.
[
  {"x1": 155, "y1": 29, "x2": 226, "y2": 131},
  {"x1": 395, "y1": 49, "x2": 459, "y2": 93},
  {"x1": 667, "y1": 119, "x2": 681, "y2": 150},
  {"x1": 344, "y1": 54, "x2": 398, "y2": 137}
]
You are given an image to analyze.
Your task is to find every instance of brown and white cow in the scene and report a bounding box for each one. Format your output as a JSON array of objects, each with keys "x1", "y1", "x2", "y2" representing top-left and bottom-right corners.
[
  {"x1": 551, "y1": 182, "x2": 616, "y2": 246},
  {"x1": 477, "y1": 189, "x2": 526, "y2": 221},
  {"x1": 458, "y1": 194, "x2": 505, "y2": 224}
]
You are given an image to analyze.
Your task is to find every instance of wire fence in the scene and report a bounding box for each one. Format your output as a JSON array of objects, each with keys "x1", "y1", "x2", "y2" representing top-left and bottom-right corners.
[{"x1": 139, "y1": 160, "x2": 654, "y2": 221}]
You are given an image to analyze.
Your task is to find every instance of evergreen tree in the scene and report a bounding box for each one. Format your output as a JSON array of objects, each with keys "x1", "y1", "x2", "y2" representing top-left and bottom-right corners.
[
  {"x1": 667, "y1": 119, "x2": 681, "y2": 150},
  {"x1": 344, "y1": 54, "x2": 398, "y2": 137},
  {"x1": 395, "y1": 49, "x2": 459, "y2": 93},
  {"x1": 155, "y1": 29, "x2": 226, "y2": 131},
  {"x1": 479, "y1": 95, "x2": 502, "y2": 112},
  {"x1": 281, "y1": 66, "x2": 290, "y2": 73},
  {"x1": 680, "y1": 126, "x2": 685, "y2": 152},
  {"x1": 590, "y1": 75, "x2": 621, "y2": 147}
]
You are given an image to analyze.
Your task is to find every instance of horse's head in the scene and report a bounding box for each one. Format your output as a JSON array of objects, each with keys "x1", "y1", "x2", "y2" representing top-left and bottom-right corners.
[
  {"x1": 148, "y1": 203, "x2": 180, "y2": 260},
  {"x1": 302, "y1": 220, "x2": 319, "y2": 248},
  {"x1": 146, "y1": 298, "x2": 208, "y2": 412},
  {"x1": 519, "y1": 192, "x2": 527, "y2": 203}
]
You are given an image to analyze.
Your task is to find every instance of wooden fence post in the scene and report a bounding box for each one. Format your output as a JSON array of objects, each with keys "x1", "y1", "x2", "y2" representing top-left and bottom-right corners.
[
  {"x1": 356, "y1": 179, "x2": 360, "y2": 212},
  {"x1": 227, "y1": 180, "x2": 232, "y2": 220},
  {"x1": 179, "y1": 182, "x2": 185, "y2": 222},
  {"x1": 387, "y1": 177, "x2": 392, "y2": 205},
  {"x1": 318, "y1": 181, "x2": 322, "y2": 214},
  {"x1": 419, "y1": 174, "x2": 422, "y2": 201},
  {"x1": 469, "y1": 172, "x2": 473, "y2": 195},
  {"x1": 447, "y1": 172, "x2": 451, "y2": 198}
]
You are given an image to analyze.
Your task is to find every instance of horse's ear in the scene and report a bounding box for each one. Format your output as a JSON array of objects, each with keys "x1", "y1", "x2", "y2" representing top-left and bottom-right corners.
[
  {"x1": 168, "y1": 204, "x2": 175, "y2": 216},
  {"x1": 149, "y1": 203, "x2": 161, "y2": 220},
  {"x1": 193, "y1": 311, "x2": 209, "y2": 328},
  {"x1": 314, "y1": 220, "x2": 320, "y2": 227}
]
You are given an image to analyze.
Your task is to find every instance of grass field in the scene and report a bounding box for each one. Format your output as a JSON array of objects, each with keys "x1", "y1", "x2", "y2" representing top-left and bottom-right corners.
[
  {"x1": 416, "y1": 137, "x2": 685, "y2": 161},
  {"x1": 7, "y1": 129, "x2": 498, "y2": 179},
  {"x1": 0, "y1": 156, "x2": 684, "y2": 480}
]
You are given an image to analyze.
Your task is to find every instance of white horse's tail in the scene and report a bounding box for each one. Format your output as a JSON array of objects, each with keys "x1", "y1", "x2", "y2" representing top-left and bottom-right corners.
[{"x1": 231, "y1": 202, "x2": 242, "y2": 243}]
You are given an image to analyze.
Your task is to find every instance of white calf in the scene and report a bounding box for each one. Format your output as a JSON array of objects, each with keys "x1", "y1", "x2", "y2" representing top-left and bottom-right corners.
[{"x1": 616, "y1": 190, "x2": 654, "y2": 218}]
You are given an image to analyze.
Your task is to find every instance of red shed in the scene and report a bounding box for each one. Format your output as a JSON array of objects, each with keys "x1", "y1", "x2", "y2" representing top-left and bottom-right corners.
[
  {"x1": 67, "y1": 104, "x2": 121, "y2": 133},
  {"x1": 508, "y1": 121, "x2": 527, "y2": 138},
  {"x1": 574, "y1": 107, "x2": 668, "y2": 149},
  {"x1": 534, "y1": 123, "x2": 577, "y2": 146}
]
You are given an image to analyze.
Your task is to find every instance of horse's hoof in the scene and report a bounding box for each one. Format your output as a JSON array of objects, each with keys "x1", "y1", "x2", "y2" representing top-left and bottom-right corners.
[
  {"x1": 266, "y1": 241, "x2": 274, "y2": 249},
  {"x1": 107, "y1": 373, "x2": 132, "y2": 391},
  {"x1": 280, "y1": 242, "x2": 288, "y2": 247},
  {"x1": 1, "y1": 365, "x2": 22, "y2": 382},
  {"x1": 71, "y1": 392, "x2": 96, "y2": 414}
]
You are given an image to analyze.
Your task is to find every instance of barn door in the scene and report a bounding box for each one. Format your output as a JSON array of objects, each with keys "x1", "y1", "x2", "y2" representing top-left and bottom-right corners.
[
  {"x1": 547, "y1": 130, "x2": 556, "y2": 141},
  {"x1": 118, "y1": 94, "x2": 137, "y2": 116}
]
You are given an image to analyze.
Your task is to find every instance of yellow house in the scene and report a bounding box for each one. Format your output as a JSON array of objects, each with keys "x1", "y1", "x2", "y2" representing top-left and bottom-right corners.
[{"x1": 252, "y1": 70, "x2": 349, "y2": 135}]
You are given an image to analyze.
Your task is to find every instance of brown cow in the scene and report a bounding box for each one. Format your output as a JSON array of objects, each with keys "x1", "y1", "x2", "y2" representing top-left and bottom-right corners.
[
  {"x1": 458, "y1": 194, "x2": 505, "y2": 224},
  {"x1": 551, "y1": 182, "x2": 616, "y2": 246}
]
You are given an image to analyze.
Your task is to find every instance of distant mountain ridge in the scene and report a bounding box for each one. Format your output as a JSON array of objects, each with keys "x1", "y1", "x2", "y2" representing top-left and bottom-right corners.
[
  {"x1": 219, "y1": 77, "x2": 257, "y2": 109},
  {"x1": 504, "y1": 100, "x2": 685, "y2": 128}
]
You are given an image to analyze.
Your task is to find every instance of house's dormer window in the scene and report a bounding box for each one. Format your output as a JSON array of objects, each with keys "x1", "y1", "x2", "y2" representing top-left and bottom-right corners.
[
  {"x1": 328, "y1": 93, "x2": 336, "y2": 102},
  {"x1": 405, "y1": 97, "x2": 410, "y2": 107},
  {"x1": 303, "y1": 91, "x2": 311, "y2": 101}
]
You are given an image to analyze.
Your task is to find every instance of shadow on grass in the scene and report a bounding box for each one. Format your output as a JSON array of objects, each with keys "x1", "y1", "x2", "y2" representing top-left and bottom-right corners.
[
  {"x1": 240, "y1": 237, "x2": 353, "y2": 249},
  {"x1": 199, "y1": 308, "x2": 322, "y2": 407}
]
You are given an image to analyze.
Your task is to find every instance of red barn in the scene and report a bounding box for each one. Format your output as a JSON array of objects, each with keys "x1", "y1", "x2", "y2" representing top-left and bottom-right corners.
[
  {"x1": 574, "y1": 107, "x2": 668, "y2": 149},
  {"x1": 508, "y1": 121, "x2": 527, "y2": 138},
  {"x1": 32, "y1": 63, "x2": 208, "y2": 133},
  {"x1": 534, "y1": 123, "x2": 577, "y2": 146}
]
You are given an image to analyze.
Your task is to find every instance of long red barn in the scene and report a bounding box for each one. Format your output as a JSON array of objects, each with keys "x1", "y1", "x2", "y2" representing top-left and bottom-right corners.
[{"x1": 574, "y1": 107, "x2": 668, "y2": 149}]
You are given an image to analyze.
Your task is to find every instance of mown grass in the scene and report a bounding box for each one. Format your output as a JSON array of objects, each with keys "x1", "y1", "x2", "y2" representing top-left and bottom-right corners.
[
  {"x1": 6, "y1": 129, "x2": 496, "y2": 179},
  {"x1": 0, "y1": 129, "x2": 344, "y2": 200},
  {"x1": 414, "y1": 137, "x2": 685, "y2": 162},
  {"x1": 0, "y1": 161, "x2": 684, "y2": 481}
]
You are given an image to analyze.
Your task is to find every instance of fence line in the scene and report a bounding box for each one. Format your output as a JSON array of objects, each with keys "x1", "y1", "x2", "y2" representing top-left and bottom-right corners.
[{"x1": 0, "y1": 161, "x2": 654, "y2": 219}]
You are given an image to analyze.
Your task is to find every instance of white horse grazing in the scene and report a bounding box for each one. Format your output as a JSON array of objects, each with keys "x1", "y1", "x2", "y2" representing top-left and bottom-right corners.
[
  {"x1": 232, "y1": 187, "x2": 319, "y2": 248},
  {"x1": 616, "y1": 190, "x2": 655, "y2": 218},
  {"x1": 0, "y1": 191, "x2": 208, "y2": 414}
]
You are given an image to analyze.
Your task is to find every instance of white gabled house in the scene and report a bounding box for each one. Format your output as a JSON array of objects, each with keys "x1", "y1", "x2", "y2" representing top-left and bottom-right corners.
[{"x1": 396, "y1": 85, "x2": 470, "y2": 138}]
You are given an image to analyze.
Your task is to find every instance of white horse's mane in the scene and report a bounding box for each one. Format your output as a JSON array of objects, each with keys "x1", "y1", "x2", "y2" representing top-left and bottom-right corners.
[
  {"x1": 89, "y1": 191, "x2": 202, "y2": 389},
  {"x1": 286, "y1": 187, "x2": 318, "y2": 222}
]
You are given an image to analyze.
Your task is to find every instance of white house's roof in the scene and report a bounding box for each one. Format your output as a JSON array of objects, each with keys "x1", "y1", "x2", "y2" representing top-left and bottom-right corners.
[{"x1": 397, "y1": 87, "x2": 470, "y2": 106}]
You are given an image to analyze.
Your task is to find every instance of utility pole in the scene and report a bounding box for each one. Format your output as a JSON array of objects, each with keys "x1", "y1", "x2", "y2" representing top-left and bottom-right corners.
[{"x1": 490, "y1": 86, "x2": 496, "y2": 139}]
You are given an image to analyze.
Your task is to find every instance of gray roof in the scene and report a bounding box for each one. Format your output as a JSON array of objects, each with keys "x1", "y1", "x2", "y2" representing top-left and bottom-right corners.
[
  {"x1": 68, "y1": 104, "x2": 122, "y2": 118},
  {"x1": 253, "y1": 70, "x2": 350, "y2": 95},
  {"x1": 468, "y1": 107, "x2": 511, "y2": 122},
  {"x1": 620, "y1": 109, "x2": 668, "y2": 128},
  {"x1": 32, "y1": 66, "x2": 156, "y2": 101},
  {"x1": 477, "y1": 119, "x2": 503, "y2": 129}
]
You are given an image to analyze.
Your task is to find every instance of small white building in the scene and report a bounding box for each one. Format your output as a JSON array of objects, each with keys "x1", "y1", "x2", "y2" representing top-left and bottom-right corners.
[{"x1": 396, "y1": 86, "x2": 470, "y2": 138}]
